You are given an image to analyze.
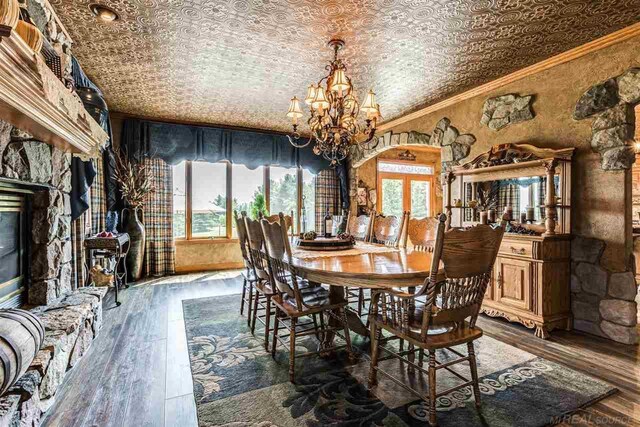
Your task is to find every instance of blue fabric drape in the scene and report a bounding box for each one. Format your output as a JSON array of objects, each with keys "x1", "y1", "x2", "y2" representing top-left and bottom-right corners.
[{"x1": 121, "y1": 118, "x2": 332, "y2": 174}]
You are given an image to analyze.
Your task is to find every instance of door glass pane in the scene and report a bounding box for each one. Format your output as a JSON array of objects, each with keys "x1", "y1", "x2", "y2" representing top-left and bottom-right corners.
[
  {"x1": 301, "y1": 169, "x2": 316, "y2": 233},
  {"x1": 192, "y1": 162, "x2": 227, "y2": 238},
  {"x1": 411, "y1": 180, "x2": 430, "y2": 218},
  {"x1": 381, "y1": 178, "x2": 404, "y2": 217},
  {"x1": 231, "y1": 164, "x2": 264, "y2": 237},
  {"x1": 172, "y1": 162, "x2": 186, "y2": 238},
  {"x1": 270, "y1": 167, "x2": 298, "y2": 233}
]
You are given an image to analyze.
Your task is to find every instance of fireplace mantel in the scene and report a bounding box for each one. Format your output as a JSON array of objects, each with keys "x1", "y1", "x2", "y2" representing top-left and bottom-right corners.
[{"x1": 0, "y1": 31, "x2": 108, "y2": 158}]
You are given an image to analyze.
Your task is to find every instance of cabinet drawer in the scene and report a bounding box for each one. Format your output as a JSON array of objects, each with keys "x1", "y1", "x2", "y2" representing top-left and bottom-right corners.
[{"x1": 499, "y1": 240, "x2": 532, "y2": 258}]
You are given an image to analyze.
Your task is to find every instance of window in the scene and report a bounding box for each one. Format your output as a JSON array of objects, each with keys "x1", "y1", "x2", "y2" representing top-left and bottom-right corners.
[
  {"x1": 378, "y1": 162, "x2": 433, "y2": 175},
  {"x1": 231, "y1": 165, "x2": 264, "y2": 237},
  {"x1": 269, "y1": 167, "x2": 298, "y2": 233},
  {"x1": 378, "y1": 160, "x2": 435, "y2": 218},
  {"x1": 172, "y1": 162, "x2": 317, "y2": 240},
  {"x1": 301, "y1": 169, "x2": 316, "y2": 233},
  {"x1": 191, "y1": 162, "x2": 228, "y2": 238}
]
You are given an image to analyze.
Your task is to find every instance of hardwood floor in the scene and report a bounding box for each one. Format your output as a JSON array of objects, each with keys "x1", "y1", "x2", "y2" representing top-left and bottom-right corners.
[{"x1": 41, "y1": 272, "x2": 640, "y2": 427}]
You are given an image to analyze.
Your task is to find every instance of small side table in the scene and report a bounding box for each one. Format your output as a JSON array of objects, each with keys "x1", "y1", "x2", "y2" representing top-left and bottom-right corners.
[{"x1": 84, "y1": 233, "x2": 130, "y2": 306}]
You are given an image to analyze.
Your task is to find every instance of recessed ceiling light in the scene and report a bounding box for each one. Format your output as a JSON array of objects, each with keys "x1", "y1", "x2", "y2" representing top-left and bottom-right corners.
[{"x1": 89, "y1": 4, "x2": 119, "y2": 22}]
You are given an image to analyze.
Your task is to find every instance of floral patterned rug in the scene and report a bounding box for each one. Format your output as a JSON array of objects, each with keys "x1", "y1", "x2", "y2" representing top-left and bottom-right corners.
[{"x1": 183, "y1": 294, "x2": 616, "y2": 427}]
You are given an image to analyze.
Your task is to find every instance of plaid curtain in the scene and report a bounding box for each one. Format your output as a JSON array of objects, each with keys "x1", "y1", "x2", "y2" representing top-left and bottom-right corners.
[
  {"x1": 90, "y1": 156, "x2": 107, "y2": 235},
  {"x1": 538, "y1": 177, "x2": 546, "y2": 220},
  {"x1": 314, "y1": 168, "x2": 341, "y2": 233},
  {"x1": 141, "y1": 158, "x2": 175, "y2": 277},
  {"x1": 497, "y1": 184, "x2": 520, "y2": 219}
]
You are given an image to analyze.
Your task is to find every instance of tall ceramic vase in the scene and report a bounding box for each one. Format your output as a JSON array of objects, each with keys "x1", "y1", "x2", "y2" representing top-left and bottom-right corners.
[{"x1": 123, "y1": 207, "x2": 145, "y2": 282}]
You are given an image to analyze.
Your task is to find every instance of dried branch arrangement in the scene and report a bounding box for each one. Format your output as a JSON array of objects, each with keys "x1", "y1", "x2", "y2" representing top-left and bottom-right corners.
[{"x1": 113, "y1": 149, "x2": 155, "y2": 209}]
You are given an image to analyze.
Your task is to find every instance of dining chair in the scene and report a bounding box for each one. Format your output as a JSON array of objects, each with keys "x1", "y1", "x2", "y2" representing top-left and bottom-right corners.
[
  {"x1": 372, "y1": 211, "x2": 409, "y2": 248},
  {"x1": 344, "y1": 211, "x2": 375, "y2": 316},
  {"x1": 263, "y1": 211, "x2": 293, "y2": 232},
  {"x1": 243, "y1": 212, "x2": 276, "y2": 351},
  {"x1": 346, "y1": 211, "x2": 374, "y2": 241},
  {"x1": 406, "y1": 216, "x2": 440, "y2": 251},
  {"x1": 368, "y1": 214, "x2": 505, "y2": 426},
  {"x1": 261, "y1": 213, "x2": 355, "y2": 383},
  {"x1": 234, "y1": 210, "x2": 259, "y2": 324}
]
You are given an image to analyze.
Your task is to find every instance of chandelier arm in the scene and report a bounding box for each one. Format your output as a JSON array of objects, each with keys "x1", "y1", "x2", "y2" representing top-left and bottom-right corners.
[{"x1": 287, "y1": 134, "x2": 313, "y2": 149}]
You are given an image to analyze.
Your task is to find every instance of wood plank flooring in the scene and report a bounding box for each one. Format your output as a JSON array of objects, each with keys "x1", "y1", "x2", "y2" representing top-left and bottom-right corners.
[{"x1": 41, "y1": 272, "x2": 640, "y2": 427}]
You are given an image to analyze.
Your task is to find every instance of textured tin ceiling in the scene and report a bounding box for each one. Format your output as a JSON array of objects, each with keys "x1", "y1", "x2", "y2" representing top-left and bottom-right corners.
[{"x1": 52, "y1": 0, "x2": 640, "y2": 132}]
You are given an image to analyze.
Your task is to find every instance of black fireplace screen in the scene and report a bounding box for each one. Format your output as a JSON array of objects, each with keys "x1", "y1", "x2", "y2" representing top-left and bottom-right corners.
[{"x1": 0, "y1": 192, "x2": 26, "y2": 307}]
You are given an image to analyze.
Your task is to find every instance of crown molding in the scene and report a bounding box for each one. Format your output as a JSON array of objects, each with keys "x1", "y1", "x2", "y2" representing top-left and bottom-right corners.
[{"x1": 376, "y1": 21, "x2": 640, "y2": 133}]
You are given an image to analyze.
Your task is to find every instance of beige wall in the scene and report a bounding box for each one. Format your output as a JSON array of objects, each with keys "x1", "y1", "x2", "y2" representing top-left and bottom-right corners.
[
  {"x1": 175, "y1": 240, "x2": 243, "y2": 273},
  {"x1": 381, "y1": 35, "x2": 640, "y2": 273}
]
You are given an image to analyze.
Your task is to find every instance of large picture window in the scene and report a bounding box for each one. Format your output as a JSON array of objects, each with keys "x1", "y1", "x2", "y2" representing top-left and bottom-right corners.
[{"x1": 172, "y1": 162, "x2": 315, "y2": 240}]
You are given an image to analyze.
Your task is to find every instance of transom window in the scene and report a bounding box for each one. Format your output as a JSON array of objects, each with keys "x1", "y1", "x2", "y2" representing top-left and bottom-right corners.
[
  {"x1": 172, "y1": 161, "x2": 316, "y2": 240},
  {"x1": 378, "y1": 161, "x2": 434, "y2": 175}
]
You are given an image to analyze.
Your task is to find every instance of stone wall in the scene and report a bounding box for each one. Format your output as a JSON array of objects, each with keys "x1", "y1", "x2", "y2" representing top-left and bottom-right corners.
[
  {"x1": 0, "y1": 121, "x2": 74, "y2": 305},
  {"x1": 572, "y1": 236, "x2": 638, "y2": 344},
  {"x1": 0, "y1": 287, "x2": 107, "y2": 426},
  {"x1": 379, "y1": 34, "x2": 640, "y2": 344}
]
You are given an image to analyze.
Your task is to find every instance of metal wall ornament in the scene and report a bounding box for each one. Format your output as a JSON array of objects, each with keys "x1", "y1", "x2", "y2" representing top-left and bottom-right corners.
[{"x1": 286, "y1": 39, "x2": 380, "y2": 165}]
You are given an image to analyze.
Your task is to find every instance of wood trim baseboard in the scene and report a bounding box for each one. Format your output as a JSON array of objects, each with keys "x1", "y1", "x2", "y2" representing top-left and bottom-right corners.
[
  {"x1": 376, "y1": 21, "x2": 640, "y2": 133},
  {"x1": 175, "y1": 261, "x2": 244, "y2": 274}
]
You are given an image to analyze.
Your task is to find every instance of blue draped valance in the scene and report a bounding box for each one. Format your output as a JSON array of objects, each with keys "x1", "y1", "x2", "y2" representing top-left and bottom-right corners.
[{"x1": 121, "y1": 119, "x2": 331, "y2": 174}]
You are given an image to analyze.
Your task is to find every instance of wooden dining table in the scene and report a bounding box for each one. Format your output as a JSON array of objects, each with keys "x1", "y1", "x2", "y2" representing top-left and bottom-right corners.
[{"x1": 288, "y1": 241, "x2": 437, "y2": 347}]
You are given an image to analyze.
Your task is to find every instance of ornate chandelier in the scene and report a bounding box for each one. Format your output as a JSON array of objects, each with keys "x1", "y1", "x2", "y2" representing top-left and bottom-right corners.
[{"x1": 286, "y1": 39, "x2": 381, "y2": 165}]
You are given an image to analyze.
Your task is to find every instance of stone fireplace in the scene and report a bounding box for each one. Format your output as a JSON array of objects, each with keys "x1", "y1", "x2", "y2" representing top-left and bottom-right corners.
[
  {"x1": 0, "y1": 120, "x2": 75, "y2": 306},
  {"x1": 0, "y1": 120, "x2": 108, "y2": 425}
]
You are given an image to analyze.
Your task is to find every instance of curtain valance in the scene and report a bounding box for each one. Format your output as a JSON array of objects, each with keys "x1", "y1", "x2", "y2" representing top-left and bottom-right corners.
[{"x1": 121, "y1": 119, "x2": 331, "y2": 174}]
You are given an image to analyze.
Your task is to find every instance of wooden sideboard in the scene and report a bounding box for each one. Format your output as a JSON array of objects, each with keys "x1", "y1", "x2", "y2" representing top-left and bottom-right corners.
[
  {"x1": 483, "y1": 234, "x2": 571, "y2": 339},
  {"x1": 446, "y1": 143, "x2": 574, "y2": 339}
]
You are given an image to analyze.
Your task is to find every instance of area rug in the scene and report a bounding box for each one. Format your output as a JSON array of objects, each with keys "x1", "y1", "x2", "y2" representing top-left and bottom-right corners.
[{"x1": 183, "y1": 294, "x2": 616, "y2": 427}]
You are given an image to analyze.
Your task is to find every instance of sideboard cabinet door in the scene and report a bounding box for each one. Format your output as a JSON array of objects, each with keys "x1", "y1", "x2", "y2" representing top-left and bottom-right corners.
[{"x1": 494, "y1": 257, "x2": 532, "y2": 312}]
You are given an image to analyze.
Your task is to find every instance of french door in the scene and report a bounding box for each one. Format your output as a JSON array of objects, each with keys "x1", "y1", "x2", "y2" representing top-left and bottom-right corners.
[{"x1": 377, "y1": 161, "x2": 435, "y2": 218}]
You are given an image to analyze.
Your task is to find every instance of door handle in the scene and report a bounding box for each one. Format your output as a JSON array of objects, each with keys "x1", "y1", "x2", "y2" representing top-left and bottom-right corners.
[{"x1": 510, "y1": 246, "x2": 526, "y2": 255}]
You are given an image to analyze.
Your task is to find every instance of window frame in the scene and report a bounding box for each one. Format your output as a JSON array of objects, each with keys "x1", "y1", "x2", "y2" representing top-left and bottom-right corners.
[
  {"x1": 175, "y1": 161, "x2": 305, "y2": 241},
  {"x1": 376, "y1": 159, "x2": 436, "y2": 218}
]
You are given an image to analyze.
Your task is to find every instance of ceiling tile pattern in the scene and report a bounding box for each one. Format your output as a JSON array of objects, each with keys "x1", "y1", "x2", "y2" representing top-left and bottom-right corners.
[{"x1": 52, "y1": 0, "x2": 640, "y2": 132}]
